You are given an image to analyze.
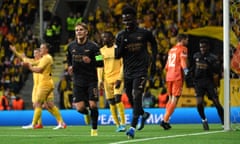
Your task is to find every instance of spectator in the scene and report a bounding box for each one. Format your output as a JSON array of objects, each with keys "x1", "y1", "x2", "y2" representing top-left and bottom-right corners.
[
  {"x1": 43, "y1": 6, "x2": 52, "y2": 30},
  {"x1": 12, "y1": 95, "x2": 24, "y2": 110},
  {"x1": 121, "y1": 92, "x2": 131, "y2": 108},
  {"x1": 158, "y1": 87, "x2": 168, "y2": 108},
  {"x1": 66, "y1": 12, "x2": 76, "y2": 39},
  {"x1": 142, "y1": 87, "x2": 156, "y2": 108},
  {"x1": 0, "y1": 90, "x2": 10, "y2": 110}
]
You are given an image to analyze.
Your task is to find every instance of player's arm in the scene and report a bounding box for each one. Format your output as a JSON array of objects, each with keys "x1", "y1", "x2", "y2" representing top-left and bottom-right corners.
[
  {"x1": 66, "y1": 45, "x2": 73, "y2": 75},
  {"x1": 9, "y1": 45, "x2": 26, "y2": 60},
  {"x1": 206, "y1": 54, "x2": 221, "y2": 74},
  {"x1": 115, "y1": 32, "x2": 124, "y2": 59},
  {"x1": 28, "y1": 56, "x2": 48, "y2": 73},
  {"x1": 147, "y1": 31, "x2": 158, "y2": 78},
  {"x1": 97, "y1": 67, "x2": 104, "y2": 89},
  {"x1": 28, "y1": 64, "x2": 44, "y2": 73},
  {"x1": 180, "y1": 47, "x2": 188, "y2": 76},
  {"x1": 115, "y1": 58, "x2": 124, "y2": 89}
]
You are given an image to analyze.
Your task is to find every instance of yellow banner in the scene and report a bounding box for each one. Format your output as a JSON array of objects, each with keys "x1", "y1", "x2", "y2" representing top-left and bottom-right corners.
[
  {"x1": 186, "y1": 26, "x2": 238, "y2": 48},
  {"x1": 219, "y1": 78, "x2": 240, "y2": 106}
]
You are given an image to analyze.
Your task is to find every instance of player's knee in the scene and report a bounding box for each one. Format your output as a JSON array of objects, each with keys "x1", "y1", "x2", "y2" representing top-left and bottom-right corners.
[
  {"x1": 132, "y1": 89, "x2": 142, "y2": 100},
  {"x1": 76, "y1": 107, "x2": 86, "y2": 114},
  {"x1": 108, "y1": 98, "x2": 116, "y2": 105},
  {"x1": 115, "y1": 94, "x2": 122, "y2": 103}
]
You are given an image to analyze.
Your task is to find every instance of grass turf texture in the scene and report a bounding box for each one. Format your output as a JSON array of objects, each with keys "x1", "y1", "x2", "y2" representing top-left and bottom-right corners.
[{"x1": 0, "y1": 124, "x2": 238, "y2": 144}]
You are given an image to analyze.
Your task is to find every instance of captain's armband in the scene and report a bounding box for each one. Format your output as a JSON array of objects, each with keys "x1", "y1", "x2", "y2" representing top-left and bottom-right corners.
[{"x1": 95, "y1": 54, "x2": 103, "y2": 61}]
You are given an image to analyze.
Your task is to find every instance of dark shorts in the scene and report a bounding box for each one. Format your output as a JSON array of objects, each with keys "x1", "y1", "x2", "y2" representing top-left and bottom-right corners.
[
  {"x1": 194, "y1": 79, "x2": 218, "y2": 99},
  {"x1": 124, "y1": 76, "x2": 147, "y2": 100},
  {"x1": 73, "y1": 82, "x2": 99, "y2": 103}
]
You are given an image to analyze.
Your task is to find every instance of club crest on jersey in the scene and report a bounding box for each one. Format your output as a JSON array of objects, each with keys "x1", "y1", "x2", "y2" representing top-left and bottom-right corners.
[
  {"x1": 84, "y1": 49, "x2": 90, "y2": 53},
  {"x1": 137, "y1": 36, "x2": 142, "y2": 40}
]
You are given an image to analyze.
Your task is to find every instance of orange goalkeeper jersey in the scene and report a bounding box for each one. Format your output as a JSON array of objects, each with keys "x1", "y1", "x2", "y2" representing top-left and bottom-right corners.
[{"x1": 165, "y1": 44, "x2": 188, "y2": 81}]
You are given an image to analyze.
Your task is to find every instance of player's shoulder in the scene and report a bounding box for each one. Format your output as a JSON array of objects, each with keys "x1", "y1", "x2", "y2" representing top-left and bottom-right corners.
[
  {"x1": 134, "y1": 27, "x2": 151, "y2": 35},
  {"x1": 208, "y1": 53, "x2": 217, "y2": 58},
  {"x1": 193, "y1": 52, "x2": 201, "y2": 58},
  {"x1": 116, "y1": 30, "x2": 125, "y2": 38},
  {"x1": 88, "y1": 40, "x2": 99, "y2": 48},
  {"x1": 67, "y1": 40, "x2": 77, "y2": 48},
  {"x1": 138, "y1": 27, "x2": 149, "y2": 31}
]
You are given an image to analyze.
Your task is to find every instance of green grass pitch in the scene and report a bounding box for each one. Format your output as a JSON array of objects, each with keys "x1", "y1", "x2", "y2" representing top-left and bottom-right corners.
[{"x1": 0, "y1": 124, "x2": 239, "y2": 144}]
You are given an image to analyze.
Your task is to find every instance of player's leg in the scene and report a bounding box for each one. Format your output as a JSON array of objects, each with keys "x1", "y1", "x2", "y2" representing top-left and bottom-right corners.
[
  {"x1": 160, "y1": 81, "x2": 173, "y2": 130},
  {"x1": 45, "y1": 90, "x2": 66, "y2": 130},
  {"x1": 124, "y1": 78, "x2": 136, "y2": 138},
  {"x1": 162, "y1": 80, "x2": 182, "y2": 124},
  {"x1": 126, "y1": 77, "x2": 148, "y2": 138},
  {"x1": 114, "y1": 81, "x2": 126, "y2": 132},
  {"x1": 104, "y1": 81, "x2": 121, "y2": 130},
  {"x1": 73, "y1": 85, "x2": 91, "y2": 124},
  {"x1": 115, "y1": 94, "x2": 126, "y2": 132},
  {"x1": 207, "y1": 85, "x2": 224, "y2": 125},
  {"x1": 88, "y1": 82, "x2": 99, "y2": 136},
  {"x1": 22, "y1": 88, "x2": 46, "y2": 129},
  {"x1": 32, "y1": 87, "x2": 43, "y2": 128},
  {"x1": 195, "y1": 83, "x2": 209, "y2": 130}
]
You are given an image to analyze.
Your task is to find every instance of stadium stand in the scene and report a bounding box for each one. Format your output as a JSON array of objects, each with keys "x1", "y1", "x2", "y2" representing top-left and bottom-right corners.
[{"x1": 1, "y1": 0, "x2": 239, "y2": 109}]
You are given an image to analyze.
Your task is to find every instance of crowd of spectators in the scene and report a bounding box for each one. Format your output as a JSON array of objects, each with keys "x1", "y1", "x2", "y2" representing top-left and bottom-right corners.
[
  {"x1": 1, "y1": 0, "x2": 240, "y2": 110},
  {"x1": 0, "y1": 0, "x2": 39, "y2": 110}
]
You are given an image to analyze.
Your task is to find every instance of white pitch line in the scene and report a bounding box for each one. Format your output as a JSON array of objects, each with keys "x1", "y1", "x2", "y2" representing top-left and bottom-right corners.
[
  {"x1": 109, "y1": 130, "x2": 225, "y2": 144},
  {"x1": 0, "y1": 134, "x2": 124, "y2": 137}
]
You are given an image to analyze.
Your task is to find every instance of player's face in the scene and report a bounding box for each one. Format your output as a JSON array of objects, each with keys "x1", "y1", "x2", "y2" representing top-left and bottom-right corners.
[
  {"x1": 34, "y1": 50, "x2": 41, "y2": 59},
  {"x1": 101, "y1": 33, "x2": 113, "y2": 46},
  {"x1": 122, "y1": 14, "x2": 135, "y2": 31},
  {"x1": 40, "y1": 44, "x2": 48, "y2": 56},
  {"x1": 199, "y1": 43, "x2": 208, "y2": 54},
  {"x1": 183, "y1": 38, "x2": 189, "y2": 46},
  {"x1": 75, "y1": 25, "x2": 88, "y2": 39}
]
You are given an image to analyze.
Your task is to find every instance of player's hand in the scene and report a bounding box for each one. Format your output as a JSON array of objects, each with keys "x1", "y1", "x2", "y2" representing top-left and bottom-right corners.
[
  {"x1": 183, "y1": 68, "x2": 189, "y2": 76},
  {"x1": 115, "y1": 80, "x2": 121, "y2": 89},
  {"x1": 9, "y1": 45, "x2": 16, "y2": 51},
  {"x1": 21, "y1": 62, "x2": 29, "y2": 67},
  {"x1": 68, "y1": 66, "x2": 73, "y2": 75}
]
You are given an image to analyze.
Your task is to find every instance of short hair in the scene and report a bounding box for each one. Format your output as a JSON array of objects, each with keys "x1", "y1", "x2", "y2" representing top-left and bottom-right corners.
[
  {"x1": 103, "y1": 31, "x2": 114, "y2": 38},
  {"x1": 75, "y1": 22, "x2": 88, "y2": 30},
  {"x1": 122, "y1": 5, "x2": 136, "y2": 16},
  {"x1": 199, "y1": 39, "x2": 209, "y2": 45},
  {"x1": 34, "y1": 48, "x2": 40, "y2": 52},
  {"x1": 41, "y1": 42, "x2": 51, "y2": 50},
  {"x1": 177, "y1": 33, "x2": 188, "y2": 42}
]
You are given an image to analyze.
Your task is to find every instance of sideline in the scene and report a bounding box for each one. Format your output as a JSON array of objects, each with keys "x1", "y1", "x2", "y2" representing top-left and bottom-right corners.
[{"x1": 109, "y1": 130, "x2": 225, "y2": 144}]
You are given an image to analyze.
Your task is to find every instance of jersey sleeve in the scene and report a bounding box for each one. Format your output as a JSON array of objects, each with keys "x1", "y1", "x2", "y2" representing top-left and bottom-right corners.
[
  {"x1": 180, "y1": 47, "x2": 188, "y2": 69},
  {"x1": 66, "y1": 44, "x2": 72, "y2": 67}
]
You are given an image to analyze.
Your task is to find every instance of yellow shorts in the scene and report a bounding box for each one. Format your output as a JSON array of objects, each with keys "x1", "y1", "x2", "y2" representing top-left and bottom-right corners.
[
  {"x1": 35, "y1": 83, "x2": 54, "y2": 103},
  {"x1": 104, "y1": 81, "x2": 124, "y2": 99},
  {"x1": 32, "y1": 86, "x2": 37, "y2": 103}
]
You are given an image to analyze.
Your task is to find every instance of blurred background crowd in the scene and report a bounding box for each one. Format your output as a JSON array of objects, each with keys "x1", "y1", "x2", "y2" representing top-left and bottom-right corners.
[{"x1": 0, "y1": 0, "x2": 239, "y2": 110}]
